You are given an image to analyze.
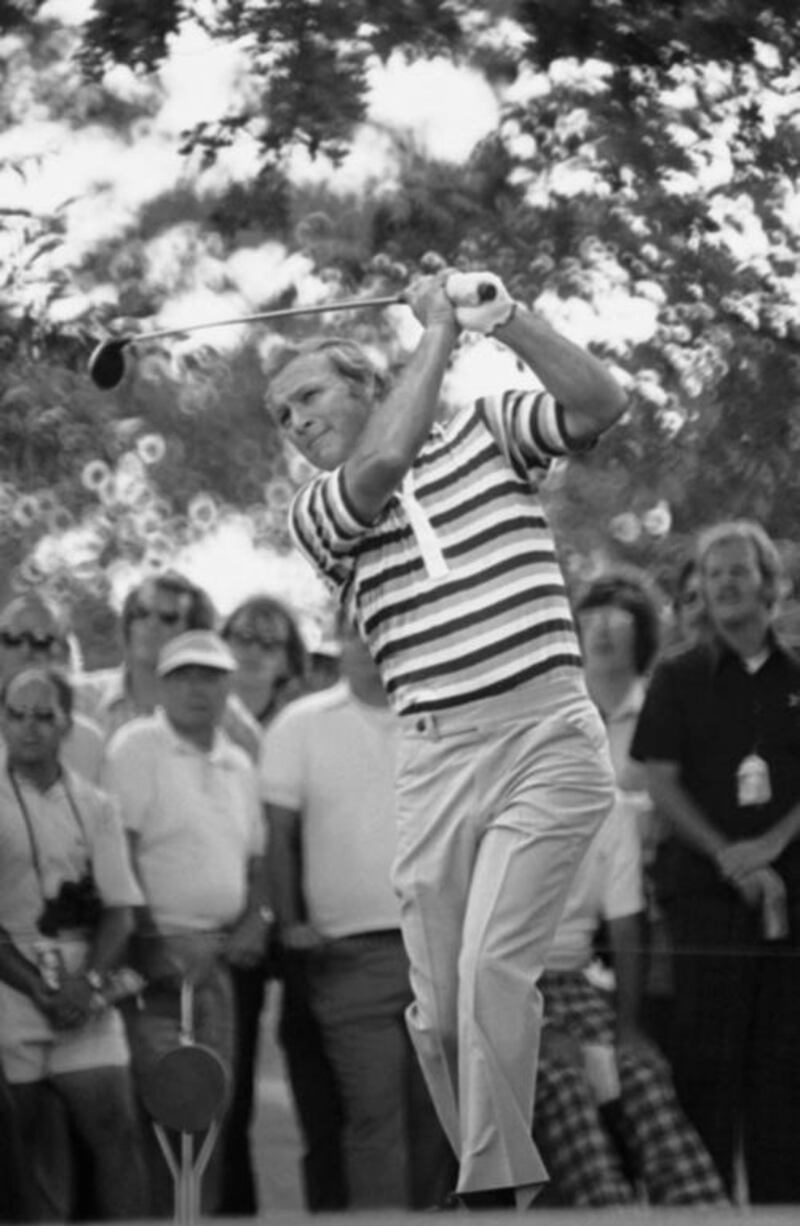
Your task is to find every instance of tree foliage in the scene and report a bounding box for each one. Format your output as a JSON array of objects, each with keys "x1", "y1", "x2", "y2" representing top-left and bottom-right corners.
[{"x1": 2, "y1": 0, "x2": 800, "y2": 643}]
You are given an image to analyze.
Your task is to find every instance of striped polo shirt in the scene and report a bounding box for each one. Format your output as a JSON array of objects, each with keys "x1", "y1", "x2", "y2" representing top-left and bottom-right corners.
[{"x1": 290, "y1": 388, "x2": 587, "y2": 715}]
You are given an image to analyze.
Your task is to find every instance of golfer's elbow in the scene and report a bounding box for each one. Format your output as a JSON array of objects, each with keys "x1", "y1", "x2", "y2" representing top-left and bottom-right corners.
[
  {"x1": 595, "y1": 376, "x2": 629, "y2": 430},
  {"x1": 564, "y1": 376, "x2": 628, "y2": 443}
]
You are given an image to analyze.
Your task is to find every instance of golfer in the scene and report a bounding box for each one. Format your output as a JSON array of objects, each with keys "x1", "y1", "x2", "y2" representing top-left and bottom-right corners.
[{"x1": 264, "y1": 271, "x2": 624, "y2": 1208}]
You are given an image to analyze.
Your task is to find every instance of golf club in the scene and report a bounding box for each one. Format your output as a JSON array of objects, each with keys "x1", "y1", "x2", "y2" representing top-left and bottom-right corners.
[
  {"x1": 87, "y1": 277, "x2": 501, "y2": 391},
  {"x1": 87, "y1": 294, "x2": 404, "y2": 391}
]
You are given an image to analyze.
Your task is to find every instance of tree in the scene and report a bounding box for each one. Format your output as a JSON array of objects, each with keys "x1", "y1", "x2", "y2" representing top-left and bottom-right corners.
[{"x1": 2, "y1": 0, "x2": 800, "y2": 642}]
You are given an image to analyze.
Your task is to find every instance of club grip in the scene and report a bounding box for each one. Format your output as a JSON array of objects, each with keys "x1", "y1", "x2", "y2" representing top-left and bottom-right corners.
[{"x1": 445, "y1": 272, "x2": 498, "y2": 307}]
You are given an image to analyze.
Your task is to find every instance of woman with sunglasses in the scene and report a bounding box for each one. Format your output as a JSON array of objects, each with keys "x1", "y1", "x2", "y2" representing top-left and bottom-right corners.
[
  {"x1": 221, "y1": 595, "x2": 308, "y2": 730},
  {"x1": 0, "y1": 595, "x2": 106, "y2": 786}
]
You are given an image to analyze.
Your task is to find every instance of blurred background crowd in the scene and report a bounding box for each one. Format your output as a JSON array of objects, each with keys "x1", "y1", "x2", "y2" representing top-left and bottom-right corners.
[{"x1": 1, "y1": 511, "x2": 800, "y2": 1219}]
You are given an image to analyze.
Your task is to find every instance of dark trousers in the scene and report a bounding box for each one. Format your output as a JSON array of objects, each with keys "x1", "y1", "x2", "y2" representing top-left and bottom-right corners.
[
  {"x1": 219, "y1": 951, "x2": 347, "y2": 1214},
  {"x1": 666, "y1": 886, "x2": 800, "y2": 1203},
  {"x1": 277, "y1": 952, "x2": 348, "y2": 1211},
  {"x1": 305, "y1": 930, "x2": 456, "y2": 1210},
  {"x1": 9, "y1": 1068, "x2": 147, "y2": 1221},
  {"x1": 218, "y1": 962, "x2": 269, "y2": 1215},
  {"x1": 0, "y1": 1068, "x2": 34, "y2": 1221}
]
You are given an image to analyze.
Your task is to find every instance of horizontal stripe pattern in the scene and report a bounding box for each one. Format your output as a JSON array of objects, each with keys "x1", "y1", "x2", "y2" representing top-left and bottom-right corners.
[{"x1": 289, "y1": 391, "x2": 585, "y2": 713}]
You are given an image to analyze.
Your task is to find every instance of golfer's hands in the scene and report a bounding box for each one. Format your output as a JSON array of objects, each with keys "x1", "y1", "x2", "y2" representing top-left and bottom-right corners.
[
  {"x1": 34, "y1": 974, "x2": 93, "y2": 1029},
  {"x1": 446, "y1": 271, "x2": 515, "y2": 335},
  {"x1": 403, "y1": 272, "x2": 459, "y2": 333}
]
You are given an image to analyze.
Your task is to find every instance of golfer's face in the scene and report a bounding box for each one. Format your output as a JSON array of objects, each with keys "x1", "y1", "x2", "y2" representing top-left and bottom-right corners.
[{"x1": 270, "y1": 353, "x2": 370, "y2": 470}]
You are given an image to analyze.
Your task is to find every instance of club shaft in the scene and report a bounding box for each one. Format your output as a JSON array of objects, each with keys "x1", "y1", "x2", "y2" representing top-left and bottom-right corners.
[{"x1": 131, "y1": 296, "x2": 404, "y2": 344}]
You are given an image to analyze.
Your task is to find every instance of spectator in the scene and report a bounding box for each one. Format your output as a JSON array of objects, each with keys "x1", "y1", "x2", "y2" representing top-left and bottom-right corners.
[
  {"x1": 670, "y1": 557, "x2": 707, "y2": 647},
  {"x1": 573, "y1": 571, "x2": 672, "y2": 1043},
  {"x1": 0, "y1": 666, "x2": 146, "y2": 1220},
  {"x1": 574, "y1": 570, "x2": 660, "y2": 791},
  {"x1": 222, "y1": 594, "x2": 307, "y2": 727},
  {"x1": 218, "y1": 594, "x2": 342, "y2": 1216},
  {"x1": 532, "y1": 797, "x2": 726, "y2": 1206},
  {"x1": 102, "y1": 631, "x2": 271, "y2": 1215},
  {"x1": 632, "y1": 519, "x2": 800, "y2": 1202},
  {"x1": 262, "y1": 615, "x2": 455, "y2": 1209},
  {"x1": 76, "y1": 571, "x2": 259, "y2": 760},
  {"x1": 0, "y1": 595, "x2": 105, "y2": 782}
]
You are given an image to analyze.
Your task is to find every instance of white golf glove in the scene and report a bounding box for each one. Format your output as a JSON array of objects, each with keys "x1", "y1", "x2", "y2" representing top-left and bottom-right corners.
[{"x1": 445, "y1": 271, "x2": 516, "y2": 335}]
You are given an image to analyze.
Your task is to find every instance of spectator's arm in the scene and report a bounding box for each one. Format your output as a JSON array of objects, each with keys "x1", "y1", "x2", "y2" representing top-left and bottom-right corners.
[
  {"x1": 643, "y1": 760, "x2": 727, "y2": 861},
  {"x1": 85, "y1": 905, "x2": 134, "y2": 978},
  {"x1": 57, "y1": 905, "x2": 135, "y2": 1022},
  {"x1": 0, "y1": 926, "x2": 46, "y2": 1001},
  {"x1": 716, "y1": 799, "x2": 800, "y2": 883},
  {"x1": 224, "y1": 852, "x2": 273, "y2": 968},
  {"x1": 265, "y1": 803, "x2": 322, "y2": 951}
]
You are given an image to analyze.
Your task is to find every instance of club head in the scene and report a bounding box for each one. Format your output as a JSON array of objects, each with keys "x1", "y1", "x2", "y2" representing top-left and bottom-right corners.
[{"x1": 87, "y1": 337, "x2": 131, "y2": 390}]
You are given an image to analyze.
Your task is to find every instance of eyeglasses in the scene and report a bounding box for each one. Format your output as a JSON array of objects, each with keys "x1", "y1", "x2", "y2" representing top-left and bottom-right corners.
[
  {"x1": 226, "y1": 628, "x2": 290, "y2": 652},
  {"x1": 679, "y1": 590, "x2": 702, "y2": 609},
  {"x1": 129, "y1": 606, "x2": 183, "y2": 627},
  {"x1": 0, "y1": 631, "x2": 58, "y2": 652},
  {"x1": 5, "y1": 706, "x2": 58, "y2": 725}
]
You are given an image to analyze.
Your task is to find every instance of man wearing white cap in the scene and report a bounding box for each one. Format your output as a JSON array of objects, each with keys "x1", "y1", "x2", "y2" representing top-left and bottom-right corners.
[{"x1": 101, "y1": 631, "x2": 272, "y2": 1215}]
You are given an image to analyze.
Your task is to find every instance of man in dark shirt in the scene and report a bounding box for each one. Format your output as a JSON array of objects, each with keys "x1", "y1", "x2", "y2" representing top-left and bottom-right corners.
[{"x1": 631, "y1": 519, "x2": 800, "y2": 1203}]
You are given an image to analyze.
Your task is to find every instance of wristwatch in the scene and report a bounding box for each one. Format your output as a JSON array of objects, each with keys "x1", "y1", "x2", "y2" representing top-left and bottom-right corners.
[{"x1": 85, "y1": 968, "x2": 104, "y2": 992}]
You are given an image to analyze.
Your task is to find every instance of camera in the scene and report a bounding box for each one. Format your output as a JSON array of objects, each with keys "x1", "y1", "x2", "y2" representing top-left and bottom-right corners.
[{"x1": 38, "y1": 875, "x2": 103, "y2": 936}]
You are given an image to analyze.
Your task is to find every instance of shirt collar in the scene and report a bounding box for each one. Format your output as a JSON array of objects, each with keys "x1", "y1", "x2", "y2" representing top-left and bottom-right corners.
[{"x1": 707, "y1": 625, "x2": 791, "y2": 674}]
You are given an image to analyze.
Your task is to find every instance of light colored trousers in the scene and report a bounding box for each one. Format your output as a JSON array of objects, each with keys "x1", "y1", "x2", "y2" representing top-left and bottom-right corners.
[{"x1": 393, "y1": 670, "x2": 615, "y2": 1205}]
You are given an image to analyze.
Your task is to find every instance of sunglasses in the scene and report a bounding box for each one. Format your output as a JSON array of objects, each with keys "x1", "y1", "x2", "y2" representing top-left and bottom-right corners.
[
  {"x1": 130, "y1": 606, "x2": 183, "y2": 627},
  {"x1": 5, "y1": 706, "x2": 58, "y2": 725},
  {"x1": 0, "y1": 631, "x2": 58, "y2": 652}
]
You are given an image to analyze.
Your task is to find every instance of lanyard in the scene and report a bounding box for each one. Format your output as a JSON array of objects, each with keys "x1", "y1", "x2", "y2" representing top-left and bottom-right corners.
[{"x1": 7, "y1": 767, "x2": 89, "y2": 903}]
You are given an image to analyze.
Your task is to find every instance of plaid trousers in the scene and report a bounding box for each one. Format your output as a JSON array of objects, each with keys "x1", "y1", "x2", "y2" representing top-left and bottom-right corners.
[{"x1": 533, "y1": 971, "x2": 727, "y2": 1206}]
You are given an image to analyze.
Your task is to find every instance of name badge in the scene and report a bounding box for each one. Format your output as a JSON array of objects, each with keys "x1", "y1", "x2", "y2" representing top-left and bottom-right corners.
[{"x1": 736, "y1": 753, "x2": 772, "y2": 807}]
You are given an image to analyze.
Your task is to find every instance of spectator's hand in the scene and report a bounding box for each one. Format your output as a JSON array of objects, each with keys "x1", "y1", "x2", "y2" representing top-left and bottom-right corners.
[
  {"x1": 445, "y1": 271, "x2": 515, "y2": 335},
  {"x1": 716, "y1": 834, "x2": 780, "y2": 884},
  {"x1": 403, "y1": 272, "x2": 459, "y2": 332},
  {"x1": 279, "y1": 922, "x2": 325, "y2": 953},
  {"x1": 540, "y1": 1024, "x2": 584, "y2": 1071},
  {"x1": 47, "y1": 974, "x2": 93, "y2": 1029},
  {"x1": 731, "y1": 867, "x2": 769, "y2": 908},
  {"x1": 225, "y1": 911, "x2": 271, "y2": 969}
]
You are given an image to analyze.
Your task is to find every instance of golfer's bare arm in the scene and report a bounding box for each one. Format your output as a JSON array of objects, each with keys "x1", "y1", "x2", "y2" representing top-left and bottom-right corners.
[
  {"x1": 342, "y1": 279, "x2": 627, "y2": 523},
  {"x1": 494, "y1": 305, "x2": 627, "y2": 443},
  {"x1": 343, "y1": 280, "x2": 459, "y2": 521}
]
